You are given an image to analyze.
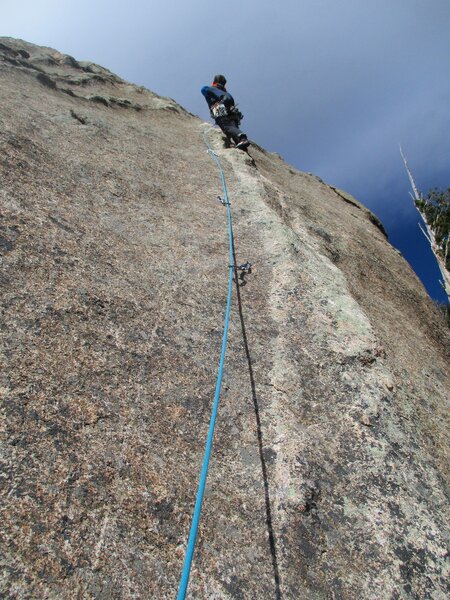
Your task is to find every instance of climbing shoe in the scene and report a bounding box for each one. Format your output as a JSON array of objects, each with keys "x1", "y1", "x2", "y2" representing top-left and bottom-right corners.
[{"x1": 236, "y1": 138, "x2": 250, "y2": 150}]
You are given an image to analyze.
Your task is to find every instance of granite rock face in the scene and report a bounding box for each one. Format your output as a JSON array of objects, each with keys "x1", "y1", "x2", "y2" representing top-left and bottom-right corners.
[{"x1": 1, "y1": 38, "x2": 449, "y2": 599}]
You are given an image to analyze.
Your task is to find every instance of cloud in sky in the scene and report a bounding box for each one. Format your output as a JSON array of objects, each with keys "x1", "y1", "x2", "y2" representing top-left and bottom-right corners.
[{"x1": 2, "y1": 0, "x2": 450, "y2": 300}]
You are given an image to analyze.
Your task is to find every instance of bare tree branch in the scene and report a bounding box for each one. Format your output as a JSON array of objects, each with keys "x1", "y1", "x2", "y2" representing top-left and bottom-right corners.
[{"x1": 400, "y1": 146, "x2": 450, "y2": 302}]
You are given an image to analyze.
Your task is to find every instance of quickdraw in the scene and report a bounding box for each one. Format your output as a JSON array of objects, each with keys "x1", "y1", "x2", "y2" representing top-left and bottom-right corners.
[
  {"x1": 217, "y1": 195, "x2": 230, "y2": 207},
  {"x1": 232, "y1": 261, "x2": 252, "y2": 283}
]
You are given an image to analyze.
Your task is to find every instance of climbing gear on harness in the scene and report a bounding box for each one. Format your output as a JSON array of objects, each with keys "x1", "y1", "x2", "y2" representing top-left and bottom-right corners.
[
  {"x1": 210, "y1": 102, "x2": 243, "y2": 123},
  {"x1": 177, "y1": 128, "x2": 236, "y2": 600},
  {"x1": 229, "y1": 105, "x2": 244, "y2": 123},
  {"x1": 210, "y1": 102, "x2": 228, "y2": 119}
]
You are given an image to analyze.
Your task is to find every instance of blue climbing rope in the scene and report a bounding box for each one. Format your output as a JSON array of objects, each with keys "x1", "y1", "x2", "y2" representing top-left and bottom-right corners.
[{"x1": 177, "y1": 128, "x2": 235, "y2": 600}]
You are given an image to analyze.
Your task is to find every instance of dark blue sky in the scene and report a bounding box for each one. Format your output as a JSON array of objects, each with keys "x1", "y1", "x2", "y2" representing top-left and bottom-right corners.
[{"x1": 3, "y1": 0, "x2": 449, "y2": 302}]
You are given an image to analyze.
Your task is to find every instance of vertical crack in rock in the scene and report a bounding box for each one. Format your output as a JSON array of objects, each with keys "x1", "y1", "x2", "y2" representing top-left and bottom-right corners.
[{"x1": 230, "y1": 208, "x2": 282, "y2": 599}]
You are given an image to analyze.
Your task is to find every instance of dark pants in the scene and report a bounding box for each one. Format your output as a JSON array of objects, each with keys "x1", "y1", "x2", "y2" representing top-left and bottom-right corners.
[{"x1": 215, "y1": 117, "x2": 246, "y2": 145}]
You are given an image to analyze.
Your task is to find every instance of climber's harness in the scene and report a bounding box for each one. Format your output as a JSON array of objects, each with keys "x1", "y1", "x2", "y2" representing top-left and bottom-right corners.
[
  {"x1": 210, "y1": 102, "x2": 228, "y2": 119},
  {"x1": 210, "y1": 102, "x2": 244, "y2": 125}
]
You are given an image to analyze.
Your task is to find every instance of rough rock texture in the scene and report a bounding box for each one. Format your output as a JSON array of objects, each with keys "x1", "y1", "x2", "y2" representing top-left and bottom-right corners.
[{"x1": 1, "y1": 38, "x2": 449, "y2": 599}]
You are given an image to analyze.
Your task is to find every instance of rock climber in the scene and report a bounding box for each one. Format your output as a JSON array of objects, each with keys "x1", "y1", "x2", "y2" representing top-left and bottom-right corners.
[{"x1": 201, "y1": 75, "x2": 250, "y2": 150}]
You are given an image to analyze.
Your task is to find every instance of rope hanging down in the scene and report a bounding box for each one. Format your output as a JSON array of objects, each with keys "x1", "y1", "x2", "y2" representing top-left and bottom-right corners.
[{"x1": 177, "y1": 128, "x2": 235, "y2": 600}]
